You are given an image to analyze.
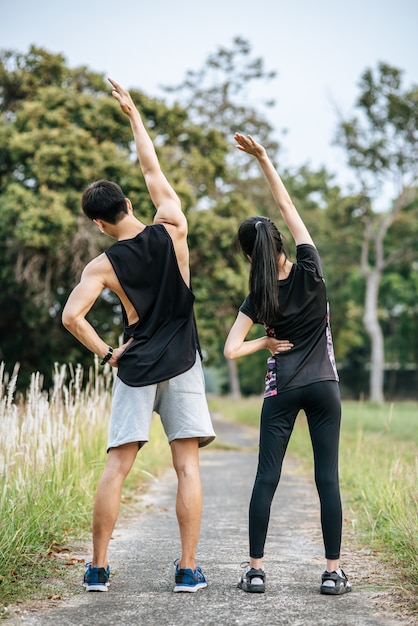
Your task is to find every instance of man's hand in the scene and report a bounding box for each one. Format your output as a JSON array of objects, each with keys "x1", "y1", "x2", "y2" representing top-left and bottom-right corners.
[
  {"x1": 234, "y1": 133, "x2": 267, "y2": 160},
  {"x1": 108, "y1": 78, "x2": 136, "y2": 117},
  {"x1": 266, "y1": 337, "x2": 293, "y2": 356},
  {"x1": 108, "y1": 338, "x2": 134, "y2": 368}
]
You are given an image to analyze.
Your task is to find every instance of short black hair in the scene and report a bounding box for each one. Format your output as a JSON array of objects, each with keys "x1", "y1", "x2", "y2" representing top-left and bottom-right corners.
[{"x1": 81, "y1": 180, "x2": 128, "y2": 224}]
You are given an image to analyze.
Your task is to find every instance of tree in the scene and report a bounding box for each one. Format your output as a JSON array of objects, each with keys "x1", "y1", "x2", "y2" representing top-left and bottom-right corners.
[
  {"x1": 334, "y1": 62, "x2": 418, "y2": 402},
  {"x1": 0, "y1": 47, "x2": 125, "y2": 383},
  {"x1": 0, "y1": 46, "x2": 211, "y2": 385},
  {"x1": 163, "y1": 37, "x2": 280, "y2": 396},
  {"x1": 163, "y1": 36, "x2": 277, "y2": 154}
]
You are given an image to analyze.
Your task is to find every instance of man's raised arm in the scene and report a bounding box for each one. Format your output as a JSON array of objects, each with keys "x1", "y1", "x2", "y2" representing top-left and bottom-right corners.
[{"x1": 108, "y1": 78, "x2": 185, "y2": 230}]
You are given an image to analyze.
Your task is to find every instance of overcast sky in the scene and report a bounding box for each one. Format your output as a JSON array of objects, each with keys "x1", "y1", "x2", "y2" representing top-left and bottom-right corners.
[{"x1": 1, "y1": 0, "x2": 417, "y2": 190}]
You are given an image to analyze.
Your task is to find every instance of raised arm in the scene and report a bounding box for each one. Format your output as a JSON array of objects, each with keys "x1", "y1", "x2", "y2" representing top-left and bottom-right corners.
[
  {"x1": 108, "y1": 78, "x2": 186, "y2": 232},
  {"x1": 234, "y1": 133, "x2": 314, "y2": 247}
]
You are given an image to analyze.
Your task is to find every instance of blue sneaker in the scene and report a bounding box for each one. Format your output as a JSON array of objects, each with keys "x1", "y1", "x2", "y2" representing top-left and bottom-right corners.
[
  {"x1": 83, "y1": 562, "x2": 110, "y2": 591},
  {"x1": 173, "y1": 558, "x2": 208, "y2": 593}
]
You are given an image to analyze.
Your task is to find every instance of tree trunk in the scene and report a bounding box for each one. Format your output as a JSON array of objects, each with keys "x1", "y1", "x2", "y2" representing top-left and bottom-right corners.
[
  {"x1": 363, "y1": 270, "x2": 385, "y2": 403},
  {"x1": 226, "y1": 357, "x2": 241, "y2": 399}
]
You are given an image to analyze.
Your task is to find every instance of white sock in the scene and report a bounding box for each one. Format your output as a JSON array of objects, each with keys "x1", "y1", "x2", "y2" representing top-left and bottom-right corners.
[
  {"x1": 246, "y1": 566, "x2": 264, "y2": 585},
  {"x1": 322, "y1": 568, "x2": 343, "y2": 587}
]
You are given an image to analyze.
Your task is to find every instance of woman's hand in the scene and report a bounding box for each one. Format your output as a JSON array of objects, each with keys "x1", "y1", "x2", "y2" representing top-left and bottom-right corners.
[
  {"x1": 234, "y1": 133, "x2": 267, "y2": 159},
  {"x1": 266, "y1": 337, "x2": 294, "y2": 355}
]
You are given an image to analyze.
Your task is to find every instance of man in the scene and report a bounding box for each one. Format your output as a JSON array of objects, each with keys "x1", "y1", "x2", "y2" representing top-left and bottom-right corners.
[{"x1": 62, "y1": 78, "x2": 215, "y2": 593}]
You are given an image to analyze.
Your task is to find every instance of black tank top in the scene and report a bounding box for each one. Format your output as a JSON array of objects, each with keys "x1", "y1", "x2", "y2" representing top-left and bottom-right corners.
[{"x1": 105, "y1": 224, "x2": 200, "y2": 386}]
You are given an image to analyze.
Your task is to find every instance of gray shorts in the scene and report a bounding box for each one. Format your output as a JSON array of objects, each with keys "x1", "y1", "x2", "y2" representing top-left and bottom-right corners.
[{"x1": 107, "y1": 354, "x2": 216, "y2": 451}]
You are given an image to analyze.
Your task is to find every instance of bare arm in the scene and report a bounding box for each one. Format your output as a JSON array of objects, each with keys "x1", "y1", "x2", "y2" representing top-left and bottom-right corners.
[
  {"x1": 62, "y1": 257, "x2": 132, "y2": 367},
  {"x1": 224, "y1": 312, "x2": 293, "y2": 360},
  {"x1": 108, "y1": 78, "x2": 186, "y2": 234},
  {"x1": 234, "y1": 133, "x2": 314, "y2": 247}
]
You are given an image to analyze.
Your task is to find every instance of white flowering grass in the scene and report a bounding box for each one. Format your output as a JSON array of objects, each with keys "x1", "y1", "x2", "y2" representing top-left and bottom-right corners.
[{"x1": 0, "y1": 360, "x2": 171, "y2": 602}]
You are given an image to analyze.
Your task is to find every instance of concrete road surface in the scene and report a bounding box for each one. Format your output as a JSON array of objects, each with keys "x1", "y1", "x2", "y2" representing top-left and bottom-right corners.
[{"x1": 4, "y1": 415, "x2": 408, "y2": 625}]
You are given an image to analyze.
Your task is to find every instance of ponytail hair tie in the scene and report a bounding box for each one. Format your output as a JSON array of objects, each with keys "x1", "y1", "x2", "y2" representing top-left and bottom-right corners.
[{"x1": 255, "y1": 220, "x2": 262, "y2": 229}]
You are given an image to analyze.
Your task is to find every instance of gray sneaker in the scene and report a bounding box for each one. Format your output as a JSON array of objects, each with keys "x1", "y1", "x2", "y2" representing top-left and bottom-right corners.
[
  {"x1": 237, "y1": 564, "x2": 266, "y2": 593},
  {"x1": 320, "y1": 569, "x2": 352, "y2": 595}
]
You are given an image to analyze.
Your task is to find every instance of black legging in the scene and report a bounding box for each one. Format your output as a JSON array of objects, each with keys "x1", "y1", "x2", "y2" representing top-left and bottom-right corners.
[{"x1": 249, "y1": 380, "x2": 342, "y2": 560}]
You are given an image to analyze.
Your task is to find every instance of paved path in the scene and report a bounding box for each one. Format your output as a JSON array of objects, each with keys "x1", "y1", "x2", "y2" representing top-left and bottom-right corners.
[{"x1": 5, "y1": 416, "x2": 408, "y2": 625}]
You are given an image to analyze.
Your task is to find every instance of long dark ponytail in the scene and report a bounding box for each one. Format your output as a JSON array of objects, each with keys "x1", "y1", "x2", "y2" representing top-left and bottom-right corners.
[{"x1": 238, "y1": 216, "x2": 285, "y2": 324}]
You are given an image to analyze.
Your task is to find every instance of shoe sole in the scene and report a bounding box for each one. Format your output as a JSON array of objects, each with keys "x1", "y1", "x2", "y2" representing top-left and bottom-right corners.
[
  {"x1": 173, "y1": 582, "x2": 207, "y2": 593},
  {"x1": 320, "y1": 584, "x2": 352, "y2": 595},
  {"x1": 83, "y1": 584, "x2": 109, "y2": 592}
]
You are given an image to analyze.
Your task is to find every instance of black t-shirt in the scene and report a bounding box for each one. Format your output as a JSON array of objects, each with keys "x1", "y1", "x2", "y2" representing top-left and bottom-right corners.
[
  {"x1": 105, "y1": 224, "x2": 200, "y2": 387},
  {"x1": 239, "y1": 244, "x2": 338, "y2": 392}
]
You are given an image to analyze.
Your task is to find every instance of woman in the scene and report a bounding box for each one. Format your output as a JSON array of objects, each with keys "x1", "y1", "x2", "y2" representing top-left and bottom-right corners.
[{"x1": 224, "y1": 133, "x2": 351, "y2": 596}]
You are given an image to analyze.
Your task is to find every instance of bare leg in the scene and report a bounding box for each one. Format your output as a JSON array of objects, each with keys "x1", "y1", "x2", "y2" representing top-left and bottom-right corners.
[
  {"x1": 326, "y1": 559, "x2": 339, "y2": 572},
  {"x1": 170, "y1": 438, "x2": 202, "y2": 571},
  {"x1": 92, "y1": 442, "x2": 139, "y2": 568}
]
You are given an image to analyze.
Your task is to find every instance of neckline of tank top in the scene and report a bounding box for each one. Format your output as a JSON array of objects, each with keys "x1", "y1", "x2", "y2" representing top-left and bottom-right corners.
[{"x1": 117, "y1": 225, "x2": 149, "y2": 242}]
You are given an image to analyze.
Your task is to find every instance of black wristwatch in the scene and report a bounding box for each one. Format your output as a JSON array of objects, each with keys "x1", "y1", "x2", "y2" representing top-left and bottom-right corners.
[{"x1": 100, "y1": 346, "x2": 113, "y2": 366}]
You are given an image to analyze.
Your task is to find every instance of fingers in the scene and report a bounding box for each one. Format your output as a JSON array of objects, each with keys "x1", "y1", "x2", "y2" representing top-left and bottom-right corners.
[
  {"x1": 109, "y1": 337, "x2": 133, "y2": 367},
  {"x1": 235, "y1": 140, "x2": 250, "y2": 152},
  {"x1": 118, "y1": 337, "x2": 134, "y2": 352},
  {"x1": 108, "y1": 77, "x2": 128, "y2": 101},
  {"x1": 234, "y1": 132, "x2": 253, "y2": 142},
  {"x1": 267, "y1": 339, "x2": 293, "y2": 355},
  {"x1": 108, "y1": 77, "x2": 122, "y2": 91},
  {"x1": 275, "y1": 341, "x2": 293, "y2": 353},
  {"x1": 270, "y1": 340, "x2": 294, "y2": 354},
  {"x1": 234, "y1": 132, "x2": 257, "y2": 154},
  {"x1": 234, "y1": 132, "x2": 249, "y2": 144}
]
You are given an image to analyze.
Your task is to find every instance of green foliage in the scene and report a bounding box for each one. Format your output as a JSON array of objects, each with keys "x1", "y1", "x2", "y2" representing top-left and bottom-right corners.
[
  {"x1": 336, "y1": 63, "x2": 418, "y2": 185},
  {"x1": 165, "y1": 37, "x2": 282, "y2": 371},
  {"x1": 333, "y1": 62, "x2": 418, "y2": 400},
  {"x1": 0, "y1": 46, "x2": 203, "y2": 383},
  {"x1": 163, "y1": 36, "x2": 277, "y2": 150},
  {"x1": 0, "y1": 44, "x2": 417, "y2": 399},
  {"x1": 189, "y1": 195, "x2": 250, "y2": 361}
]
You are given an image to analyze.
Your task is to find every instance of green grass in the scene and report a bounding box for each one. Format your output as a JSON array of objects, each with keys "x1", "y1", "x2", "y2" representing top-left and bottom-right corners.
[
  {"x1": 0, "y1": 362, "x2": 172, "y2": 606},
  {"x1": 1, "y1": 362, "x2": 416, "y2": 608},
  {"x1": 208, "y1": 395, "x2": 418, "y2": 595}
]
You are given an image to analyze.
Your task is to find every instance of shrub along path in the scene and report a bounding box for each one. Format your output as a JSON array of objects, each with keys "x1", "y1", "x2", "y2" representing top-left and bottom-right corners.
[{"x1": 4, "y1": 415, "x2": 413, "y2": 625}]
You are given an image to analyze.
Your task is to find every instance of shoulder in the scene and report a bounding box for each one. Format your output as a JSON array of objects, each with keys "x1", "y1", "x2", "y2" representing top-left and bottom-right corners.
[
  {"x1": 296, "y1": 243, "x2": 320, "y2": 261},
  {"x1": 153, "y1": 202, "x2": 188, "y2": 238},
  {"x1": 86, "y1": 251, "x2": 112, "y2": 268},
  {"x1": 296, "y1": 243, "x2": 318, "y2": 254},
  {"x1": 142, "y1": 223, "x2": 182, "y2": 249},
  {"x1": 295, "y1": 244, "x2": 323, "y2": 276},
  {"x1": 82, "y1": 252, "x2": 113, "y2": 281}
]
